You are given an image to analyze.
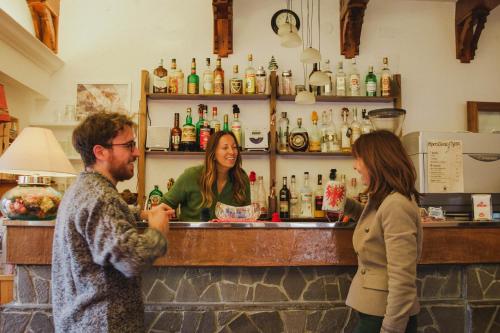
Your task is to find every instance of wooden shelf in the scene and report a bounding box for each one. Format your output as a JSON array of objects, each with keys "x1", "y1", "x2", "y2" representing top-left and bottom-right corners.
[
  {"x1": 147, "y1": 93, "x2": 270, "y2": 101},
  {"x1": 30, "y1": 122, "x2": 79, "y2": 128},
  {"x1": 277, "y1": 151, "x2": 352, "y2": 157},
  {"x1": 277, "y1": 95, "x2": 395, "y2": 103},
  {"x1": 146, "y1": 150, "x2": 269, "y2": 156}
]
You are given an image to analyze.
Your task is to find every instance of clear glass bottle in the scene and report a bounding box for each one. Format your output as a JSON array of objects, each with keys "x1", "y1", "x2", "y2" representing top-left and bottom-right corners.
[
  {"x1": 300, "y1": 172, "x2": 313, "y2": 218},
  {"x1": 380, "y1": 57, "x2": 392, "y2": 97},
  {"x1": 152, "y1": 59, "x2": 168, "y2": 93},
  {"x1": 169, "y1": 58, "x2": 180, "y2": 94},
  {"x1": 230, "y1": 65, "x2": 243, "y2": 94},
  {"x1": 245, "y1": 54, "x2": 256, "y2": 94},
  {"x1": 231, "y1": 104, "x2": 242, "y2": 148},
  {"x1": 210, "y1": 107, "x2": 221, "y2": 133},
  {"x1": 309, "y1": 111, "x2": 321, "y2": 152},
  {"x1": 256, "y1": 66, "x2": 266, "y2": 94},
  {"x1": 320, "y1": 110, "x2": 337, "y2": 153},
  {"x1": 314, "y1": 174, "x2": 325, "y2": 218},
  {"x1": 279, "y1": 176, "x2": 291, "y2": 219},
  {"x1": 288, "y1": 118, "x2": 309, "y2": 152},
  {"x1": 187, "y1": 58, "x2": 199, "y2": 94},
  {"x1": 281, "y1": 70, "x2": 293, "y2": 95},
  {"x1": 308, "y1": 63, "x2": 321, "y2": 96},
  {"x1": 340, "y1": 108, "x2": 351, "y2": 153},
  {"x1": 214, "y1": 56, "x2": 224, "y2": 95},
  {"x1": 181, "y1": 107, "x2": 197, "y2": 151},
  {"x1": 321, "y1": 59, "x2": 334, "y2": 96},
  {"x1": 202, "y1": 58, "x2": 214, "y2": 95},
  {"x1": 278, "y1": 112, "x2": 289, "y2": 152},
  {"x1": 365, "y1": 65, "x2": 377, "y2": 96},
  {"x1": 336, "y1": 61, "x2": 347, "y2": 96},
  {"x1": 350, "y1": 107, "x2": 361, "y2": 145},
  {"x1": 257, "y1": 176, "x2": 268, "y2": 218},
  {"x1": 361, "y1": 109, "x2": 373, "y2": 134},
  {"x1": 290, "y1": 175, "x2": 299, "y2": 218},
  {"x1": 349, "y1": 58, "x2": 361, "y2": 96}
]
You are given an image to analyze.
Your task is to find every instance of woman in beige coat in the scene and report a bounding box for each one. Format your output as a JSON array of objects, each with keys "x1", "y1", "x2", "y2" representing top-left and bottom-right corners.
[{"x1": 344, "y1": 130, "x2": 422, "y2": 333}]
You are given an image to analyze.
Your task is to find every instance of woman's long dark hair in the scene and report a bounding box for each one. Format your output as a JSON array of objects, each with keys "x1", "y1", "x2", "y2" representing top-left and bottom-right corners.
[
  {"x1": 199, "y1": 131, "x2": 247, "y2": 207},
  {"x1": 352, "y1": 130, "x2": 421, "y2": 208}
]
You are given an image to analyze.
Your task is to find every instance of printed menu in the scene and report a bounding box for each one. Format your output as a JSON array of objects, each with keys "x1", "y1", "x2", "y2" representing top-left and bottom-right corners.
[{"x1": 426, "y1": 140, "x2": 464, "y2": 193}]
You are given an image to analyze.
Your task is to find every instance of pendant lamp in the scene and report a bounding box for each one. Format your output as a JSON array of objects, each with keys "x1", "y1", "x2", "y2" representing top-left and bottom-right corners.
[{"x1": 295, "y1": 90, "x2": 316, "y2": 104}]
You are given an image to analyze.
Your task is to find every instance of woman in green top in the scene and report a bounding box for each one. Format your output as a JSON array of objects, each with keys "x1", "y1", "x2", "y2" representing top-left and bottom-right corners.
[{"x1": 162, "y1": 131, "x2": 251, "y2": 221}]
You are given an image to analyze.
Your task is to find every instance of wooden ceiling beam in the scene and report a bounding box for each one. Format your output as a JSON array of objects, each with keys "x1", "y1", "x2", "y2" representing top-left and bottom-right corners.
[
  {"x1": 213, "y1": 0, "x2": 233, "y2": 58},
  {"x1": 339, "y1": 0, "x2": 369, "y2": 59},
  {"x1": 455, "y1": 0, "x2": 500, "y2": 63}
]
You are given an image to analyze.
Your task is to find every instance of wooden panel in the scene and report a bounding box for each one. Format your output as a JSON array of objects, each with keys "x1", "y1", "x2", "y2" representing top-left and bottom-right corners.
[
  {"x1": 137, "y1": 70, "x2": 149, "y2": 209},
  {"x1": 0, "y1": 275, "x2": 13, "y2": 304},
  {"x1": 467, "y1": 101, "x2": 500, "y2": 132},
  {"x1": 6, "y1": 226, "x2": 54, "y2": 265}
]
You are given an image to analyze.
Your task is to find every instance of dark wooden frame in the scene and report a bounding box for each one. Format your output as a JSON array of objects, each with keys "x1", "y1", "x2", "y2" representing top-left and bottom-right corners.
[{"x1": 466, "y1": 101, "x2": 500, "y2": 132}]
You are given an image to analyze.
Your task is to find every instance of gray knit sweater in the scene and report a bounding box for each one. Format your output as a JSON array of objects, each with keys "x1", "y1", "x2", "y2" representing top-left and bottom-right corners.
[{"x1": 51, "y1": 172, "x2": 167, "y2": 333}]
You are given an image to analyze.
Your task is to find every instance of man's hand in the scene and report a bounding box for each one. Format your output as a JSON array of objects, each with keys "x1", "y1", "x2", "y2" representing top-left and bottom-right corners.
[{"x1": 147, "y1": 203, "x2": 174, "y2": 235}]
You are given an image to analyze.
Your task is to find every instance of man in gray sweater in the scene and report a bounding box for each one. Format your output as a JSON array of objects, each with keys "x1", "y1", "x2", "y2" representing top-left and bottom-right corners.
[{"x1": 52, "y1": 112, "x2": 172, "y2": 332}]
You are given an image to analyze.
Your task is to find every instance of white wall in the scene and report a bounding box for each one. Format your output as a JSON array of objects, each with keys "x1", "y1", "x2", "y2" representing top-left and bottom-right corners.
[{"x1": 8, "y1": 0, "x2": 500, "y2": 194}]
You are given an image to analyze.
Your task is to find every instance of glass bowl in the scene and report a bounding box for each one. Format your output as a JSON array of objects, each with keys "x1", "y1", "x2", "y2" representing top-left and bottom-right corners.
[
  {"x1": 368, "y1": 108, "x2": 406, "y2": 136},
  {"x1": 214, "y1": 202, "x2": 261, "y2": 222}
]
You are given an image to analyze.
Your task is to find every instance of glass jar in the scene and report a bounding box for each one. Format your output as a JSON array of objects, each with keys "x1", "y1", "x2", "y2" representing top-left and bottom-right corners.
[
  {"x1": 0, "y1": 176, "x2": 62, "y2": 220},
  {"x1": 255, "y1": 66, "x2": 267, "y2": 94},
  {"x1": 295, "y1": 84, "x2": 306, "y2": 94},
  {"x1": 281, "y1": 70, "x2": 293, "y2": 95}
]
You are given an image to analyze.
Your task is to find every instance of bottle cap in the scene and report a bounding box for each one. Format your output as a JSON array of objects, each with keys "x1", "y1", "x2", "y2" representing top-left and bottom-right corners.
[
  {"x1": 271, "y1": 212, "x2": 281, "y2": 222},
  {"x1": 249, "y1": 171, "x2": 256, "y2": 182},
  {"x1": 311, "y1": 111, "x2": 318, "y2": 122}
]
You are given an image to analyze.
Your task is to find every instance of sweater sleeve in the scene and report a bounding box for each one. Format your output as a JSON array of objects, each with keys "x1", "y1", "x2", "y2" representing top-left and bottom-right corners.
[
  {"x1": 380, "y1": 198, "x2": 419, "y2": 333},
  {"x1": 81, "y1": 196, "x2": 167, "y2": 278}
]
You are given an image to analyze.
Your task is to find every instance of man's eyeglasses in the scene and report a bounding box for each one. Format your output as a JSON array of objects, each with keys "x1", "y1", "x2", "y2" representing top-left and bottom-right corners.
[{"x1": 102, "y1": 140, "x2": 137, "y2": 152}]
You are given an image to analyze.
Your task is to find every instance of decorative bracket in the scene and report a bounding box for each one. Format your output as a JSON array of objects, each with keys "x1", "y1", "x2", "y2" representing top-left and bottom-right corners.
[
  {"x1": 455, "y1": 0, "x2": 500, "y2": 63},
  {"x1": 213, "y1": 0, "x2": 233, "y2": 58},
  {"x1": 339, "y1": 0, "x2": 369, "y2": 59}
]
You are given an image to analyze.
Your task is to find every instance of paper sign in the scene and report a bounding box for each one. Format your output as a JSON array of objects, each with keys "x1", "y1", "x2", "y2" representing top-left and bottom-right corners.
[{"x1": 426, "y1": 140, "x2": 464, "y2": 193}]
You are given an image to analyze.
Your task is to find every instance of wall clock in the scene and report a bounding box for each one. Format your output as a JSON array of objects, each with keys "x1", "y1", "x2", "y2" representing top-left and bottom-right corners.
[{"x1": 271, "y1": 9, "x2": 300, "y2": 34}]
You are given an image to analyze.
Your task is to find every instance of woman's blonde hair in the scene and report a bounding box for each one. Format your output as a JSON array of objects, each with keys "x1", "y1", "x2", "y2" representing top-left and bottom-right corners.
[
  {"x1": 352, "y1": 130, "x2": 421, "y2": 208},
  {"x1": 199, "y1": 131, "x2": 247, "y2": 208}
]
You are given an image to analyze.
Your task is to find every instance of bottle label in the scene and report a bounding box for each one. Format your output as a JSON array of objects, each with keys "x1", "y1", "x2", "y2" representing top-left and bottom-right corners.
[
  {"x1": 256, "y1": 77, "x2": 266, "y2": 94},
  {"x1": 315, "y1": 195, "x2": 323, "y2": 210},
  {"x1": 181, "y1": 127, "x2": 196, "y2": 143},
  {"x1": 300, "y1": 193, "x2": 312, "y2": 217},
  {"x1": 381, "y1": 75, "x2": 391, "y2": 96},
  {"x1": 203, "y1": 74, "x2": 214, "y2": 94},
  {"x1": 309, "y1": 140, "x2": 321, "y2": 152},
  {"x1": 200, "y1": 130, "x2": 210, "y2": 150},
  {"x1": 367, "y1": 81, "x2": 377, "y2": 95},
  {"x1": 349, "y1": 75, "x2": 360, "y2": 95},
  {"x1": 188, "y1": 82, "x2": 198, "y2": 94},
  {"x1": 214, "y1": 74, "x2": 224, "y2": 94},
  {"x1": 172, "y1": 135, "x2": 180, "y2": 149},
  {"x1": 169, "y1": 77, "x2": 179, "y2": 94},
  {"x1": 214, "y1": 123, "x2": 221, "y2": 132},
  {"x1": 153, "y1": 76, "x2": 168, "y2": 92},
  {"x1": 280, "y1": 201, "x2": 289, "y2": 213},
  {"x1": 245, "y1": 75, "x2": 256, "y2": 94},
  {"x1": 149, "y1": 194, "x2": 162, "y2": 207},
  {"x1": 336, "y1": 77, "x2": 346, "y2": 95},
  {"x1": 231, "y1": 126, "x2": 241, "y2": 146},
  {"x1": 230, "y1": 79, "x2": 243, "y2": 94},
  {"x1": 341, "y1": 128, "x2": 350, "y2": 149},
  {"x1": 290, "y1": 133, "x2": 307, "y2": 151}
]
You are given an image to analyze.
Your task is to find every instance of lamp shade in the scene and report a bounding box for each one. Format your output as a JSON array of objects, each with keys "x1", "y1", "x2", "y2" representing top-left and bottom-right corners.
[
  {"x1": 280, "y1": 32, "x2": 302, "y2": 48},
  {"x1": 300, "y1": 47, "x2": 321, "y2": 64},
  {"x1": 277, "y1": 23, "x2": 298, "y2": 36},
  {"x1": 295, "y1": 91, "x2": 316, "y2": 104},
  {"x1": 0, "y1": 127, "x2": 77, "y2": 177},
  {"x1": 309, "y1": 71, "x2": 330, "y2": 86}
]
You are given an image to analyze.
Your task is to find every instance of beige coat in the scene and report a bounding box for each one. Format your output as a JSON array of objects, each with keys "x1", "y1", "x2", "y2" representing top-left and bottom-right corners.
[{"x1": 345, "y1": 192, "x2": 422, "y2": 333}]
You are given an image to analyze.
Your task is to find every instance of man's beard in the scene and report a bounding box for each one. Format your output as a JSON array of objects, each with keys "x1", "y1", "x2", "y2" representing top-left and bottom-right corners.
[{"x1": 109, "y1": 159, "x2": 135, "y2": 182}]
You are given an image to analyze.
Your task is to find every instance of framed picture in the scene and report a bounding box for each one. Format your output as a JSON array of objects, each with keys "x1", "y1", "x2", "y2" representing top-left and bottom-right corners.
[
  {"x1": 467, "y1": 101, "x2": 500, "y2": 133},
  {"x1": 76, "y1": 83, "x2": 131, "y2": 120}
]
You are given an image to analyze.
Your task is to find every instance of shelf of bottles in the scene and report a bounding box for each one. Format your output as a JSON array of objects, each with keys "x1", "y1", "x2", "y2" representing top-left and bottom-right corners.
[
  {"x1": 146, "y1": 150, "x2": 269, "y2": 156},
  {"x1": 276, "y1": 151, "x2": 351, "y2": 157},
  {"x1": 147, "y1": 93, "x2": 270, "y2": 101},
  {"x1": 276, "y1": 95, "x2": 395, "y2": 103}
]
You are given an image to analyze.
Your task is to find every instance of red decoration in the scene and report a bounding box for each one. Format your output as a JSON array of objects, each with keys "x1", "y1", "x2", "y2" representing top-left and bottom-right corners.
[{"x1": 0, "y1": 84, "x2": 11, "y2": 122}]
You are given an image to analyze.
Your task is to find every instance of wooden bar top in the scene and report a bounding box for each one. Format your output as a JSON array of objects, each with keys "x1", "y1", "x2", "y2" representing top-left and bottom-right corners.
[{"x1": 3, "y1": 220, "x2": 500, "y2": 266}]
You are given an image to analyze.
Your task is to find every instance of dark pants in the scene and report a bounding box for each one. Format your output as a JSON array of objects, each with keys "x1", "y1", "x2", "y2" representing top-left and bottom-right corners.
[{"x1": 353, "y1": 312, "x2": 417, "y2": 333}]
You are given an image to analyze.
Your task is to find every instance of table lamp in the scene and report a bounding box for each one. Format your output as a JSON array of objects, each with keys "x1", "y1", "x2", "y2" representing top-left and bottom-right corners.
[{"x1": 0, "y1": 127, "x2": 77, "y2": 220}]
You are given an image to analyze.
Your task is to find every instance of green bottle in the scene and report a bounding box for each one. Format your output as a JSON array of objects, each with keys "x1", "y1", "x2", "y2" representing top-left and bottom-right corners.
[
  {"x1": 223, "y1": 114, "x2": 229, "y2": 131},
  {"x1": 365, "y1": 65, "x2": 377, "y2": 96},
  {"x1": 195, "y1": 104, "x2": 205, "y2": 146},
  {"x1": 187, "y1": 58, "x2": 199, "y2": 94},
  {"x1": 148, "y1": 185, "x2": 163, "y2": 207}
]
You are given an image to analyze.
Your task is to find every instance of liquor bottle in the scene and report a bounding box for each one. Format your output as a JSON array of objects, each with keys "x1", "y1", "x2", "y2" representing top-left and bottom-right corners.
[
  {"x1": 170, "y1": 113, "x2": 182, "y2": 151},
  {"x1": 320, "y1": 110, "x2": 336, "y2": 153},
  {"x1": 361, "y1": 109, "x2": 373, "y2": 134},
  {"x1": 336, "y1": 61, "x2": 347, "y2": 96},
  {"x1": 350, "y1": 107, "x2": 361, "y2": 145},
  {"x1": 244, "y1": 54, "x2": 256, "y2": 94},
  {"x1": 223, "y1": 114, "x2": 229, "y2": 131},
  {"x1": 278, "y1": 112, "x2": 289, "y2": 152},
  {"x1": 329, "y1": 109, "x2": 341, "y2": 152},
  {"x1": 309, "y1": 63, "x2": 321, "y2": 96},
  {"x1": 199, "y1": 119, "x2": 211, "y2": 151},
  {"x1": 230, "y1": 65, "x2": 243, "y2": 94},
  {"x1": 324, "y1": 169, "x2": 342, "y2": 221},
  {"x1": 288, "y1": 118, "x2": 309, "y2": 152},
  {"x1": 210, "y1": 106, "x2": 221, "y2": 133},
  {"x1": 231, "y1": 104, "x2": 242, "y2": 148},
  {"x1": 257, "y1": 176, "x2": 268, "y2": 218},
  {"x1": 309, "y1": 111, "x2": 321, "y2": 152},
  {"x1": 340, "y1": 108, "x2": 351, "y2": 153},
  {"x1": 380, "y1": 57, "x2": 392, "y2": 97},
  {"x1": 187, "y1": 58, "x2": 199, "y2": 94},
  {"x1": 256, "y1": 66, "x2": 267, "y2": 94},
  {"x1": 349, "y1": 58, "x2": 361, "y2": 96},
  {"x1": 148, "y1": 185, "x2": 163, "y2": 208},
  {"x1": 314, "y1": 174, "x2": 325, "y2": 218},
  {"x1": 365, "y1": 65, "x2": 377, "y2": 96},
  {"x1": 152, "y1": 59, "x2": 168, "y2": 93},
  {"x1": 279, "y1": 176, "x2": 291, "y2": 219},
  {"x1": 195, "y1": 104, "x2": 205, "y2": 146},
  {"x1": 180, "y1": 107, "x2": 197, "y2": 151},
  {"x1": 300, "y1": 172, "x2": 313, "y2": 218},
  {"x1": 202, "y1": 58, "x2": 214, "y2": 95},
  {"x1": 166, "y1": 178, "x2": 178, "y2": 219},
  {"x1": 321, "y1": 59, "x2": 334, "y2": 96},
  {"x1": 268, "y1": 185, "x2": 277, "y2": 215},
  {"x1": 214, "y1": 56, "x2": 224, "y2": 95},
  {"x1": 168, "y1": 58, "x2": 179, "y2": 94},
  {"x1": 249, "y1": 171, "x2": 257, "y2": 204},
  {"x1": 290, "y1": 175, "x2": 299, "y2": 218}
]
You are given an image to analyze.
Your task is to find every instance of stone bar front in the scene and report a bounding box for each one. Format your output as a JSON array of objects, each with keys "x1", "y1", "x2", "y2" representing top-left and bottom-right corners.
[{"x1": 1, "y1": 221, "x2": 500, "y2": 332}]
